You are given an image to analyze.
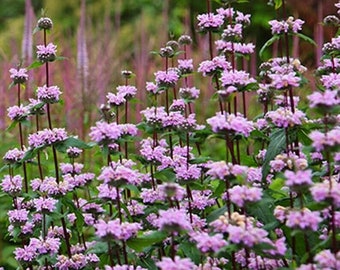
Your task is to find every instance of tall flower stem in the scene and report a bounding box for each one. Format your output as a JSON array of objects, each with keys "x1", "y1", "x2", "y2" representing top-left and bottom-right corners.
[
  {"x1": 124, "y1": 101, "x2": 129, "y2": 159},
  {"x1": 35, "y1": 115, "x2": 44, "y2": 179},
  {"x1": 17, "y1": 83, "x2": 28, "y2": 193},
  {"x1": 41, "y1": 27, "x2": 72, "y2": 258},
  {"x1": 324, "y1": 113, "x2": 338, "y2": 253}
]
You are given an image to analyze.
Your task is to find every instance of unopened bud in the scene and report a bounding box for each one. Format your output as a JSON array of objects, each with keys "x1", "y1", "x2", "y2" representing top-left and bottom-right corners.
[{"x1": 37, "y1": 17, "x2": 53, "y2": 30}]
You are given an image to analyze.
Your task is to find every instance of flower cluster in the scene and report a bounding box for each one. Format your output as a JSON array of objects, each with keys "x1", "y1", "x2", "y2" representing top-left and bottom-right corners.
[
  {"x1": 269, "y1": 17, "x2": 304, "y2": 34},
  {"x1": 36, "y1": 42, "x2": 57, "y2": 62},
  {"x1": 207, "y1": 112, "x2": 254, "y2": 137},
  {"x1": 28, "y1": 128, "x2": 68, "y2": 148}
]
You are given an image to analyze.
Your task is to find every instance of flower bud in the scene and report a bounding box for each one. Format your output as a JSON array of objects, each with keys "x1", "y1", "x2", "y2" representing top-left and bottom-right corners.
[
  {"x1": 37, "y1": 17, "x2": 53, "y2": 30},
  {"x1": 178, "y1": 35, "x2": 192, "y2": 45},
  {"x1": 159, "y1": 46, "x2": 174, "y2": 58},
  {"x1": 166, "y1": 40, "x2": 179, "y2": 51},
  {"x1": 121, "y1": 70, "x2": 133, "y2": 79},
  {"x1": 323, "y1": 15, "x2": 340, "y2": 27}
]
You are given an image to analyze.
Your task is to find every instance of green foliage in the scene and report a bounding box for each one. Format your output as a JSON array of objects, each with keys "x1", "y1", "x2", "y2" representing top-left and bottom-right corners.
[
  {"x1": 262, "y1": 129, "x2": 286, "y2": 182},
  {"x1": 126, "y1": 231, "x2": 168, "y2": 252}
]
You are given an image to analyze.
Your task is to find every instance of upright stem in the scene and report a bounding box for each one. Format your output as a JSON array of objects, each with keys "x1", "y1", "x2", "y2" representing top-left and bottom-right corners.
[
  {"x1": 17, "y1": 83, "x2": 28, "y2": 193},
  {"x1": 124, "y1": 101, "x2": 128, "y2": 159},
  {"x1": 116, "y1": 186, "x2": 122, "y2": 223},
  {"x1": 186, "y1": 185, "x2": 193, "y2": 224},
  {"x1": 36, "y1": 115, "x2": 44, "y2": 179},
  {"x1": 60, "y1": 207, "x2": 72, "y2": 258},
  {"x1": 122, "y1": 240, "x2": 128, "y2": 264}
]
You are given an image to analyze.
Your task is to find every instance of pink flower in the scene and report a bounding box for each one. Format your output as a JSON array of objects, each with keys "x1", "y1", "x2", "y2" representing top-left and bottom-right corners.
[
  {"x1": 3, "y1": 148, "x2": 25, "y2": 163},
  {"x1": 97, "y1": 183, "x2": 120, "y2": 201},
  {"x1": 222, "y1": 23, "x2": 243, "y2": 40},
  {"x1": 198, "y1": 56, "x2": 231, "y2": 77},
  {"x1": 187, "y1": 190, "x2": 215, "y2": 210},
  {"x1": 94, "y1": 219, "x2": 141, "y2": 241},
  {"x1": 310, "y1": 179, "x2": 340, "y2": 207},
  {"x1": 284, "y1": 169, "x2": 313, "y2": 187},
  {"x1": 28, "y1": 128, "x2": 68, "y2": 148},
  {"x1": 320, "y1": 73, "x2": 340, "y2": 90},
  {"x1": 9, "y1": 68, "x2": 28, "y2": 84},
  {"x1": 269, "y1": 17, "x2": 304, "y2": 34},
  {"x1": 228, "y1": 185, "x2": 263, "y2": 207},
  {"x1": 178, "y1": 59, "x2": 194, "y2": 74},
  {"x1": 154, "y1": 208, "x2": 192, "y2": 232},
  {"x1": 158, "y1": 183, "x2": 186, "y2": 201},
  {"x1": 155, "y1": 69, "x2": 179, "y2": 88},
  {"x1": 7, "y1": 104, "x2": 29, "y2": 121},
  {"x1": 308, "y1": 90, "x2": 339, "y2": 108},
  {"x1": 191, "y1": 232, "x2": 227, "y2": 253},
  {"x1": 146, "y1": 82, "x2": 160, "y2": 95},
  {"x1": 140, "y1": 106, "x2": 167, "y2": 127},
  {"x1": 156, "y1": 256, "x2": 196, "y2": 270},
  {"x1": 216, "y1": 7, "x2": 234, "y2": 20},
  {"x1": 175, "y1": 164, "x2": 201, "y2": 182},
  {"x1": 89, "y1": 121, "x2": 122, "y2": 144},
  {"x1": 36, "y1": 42, "x2": 57, "y2": 62},
  {"x1": 266, "y1": 107, "x2": 305, "y2": 128},
  {"x1": 8, "y1": 209, "x2": 29, "y2": 225},
  {"x1": 116, "y1": 85, "x2": 137, "y2": 99},
  {"x1": 310, "y1": 129, "x2": 340, "y2": 151},
  {"x1": 107, "y1": 92, "x2": 126, "y2": 106},
  {"x1": 33, "y1": 197, "x2": 58, "y2": 213},
  {"x1": 1, "y1": 174, "x2": 23, "y2": 195},
  {"x1": 197, "y1": 13, "x2": 224, "y2": 31},
  {"x1": 14, "y1": 245, "x2": 37, "y2": 262},
  {"x1": 286, "y1": 209, "x2": 321, "y2": 231},
  {"x1": 207, "y1": 112, "x2": 254, "y2": 137},
  {"x1": 37, "y1": 85, "x2": 62, "y2": 103},
  {"x1": 206, "y1": 161, "x2": 233, "y2": 179},
  {"x1": 220, "y1": 69, "x2": 256, "y2": 89},
  {"x1": 269, "y1": 71, "x2": 301, "y2": 89}
]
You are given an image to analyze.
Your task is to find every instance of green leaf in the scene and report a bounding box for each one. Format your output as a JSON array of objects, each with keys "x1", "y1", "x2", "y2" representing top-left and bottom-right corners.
[
  {"x1": 178, "y1": 241, "x2": 201, "y2": 264},
  {"x1": 54, "y1": 137, "x2": 92, "y2": 153},
  {"x1": 87, "y1": 241, "x2": 108, "y2": 254},
  {"x1": 138, "y1": 257, "x2": 157, "y2": 270},
  {"x1": 206, "y1": 205, "x2": 227, "y2": 223},
  {"x1": 61, "y1": 196, "x2": 84, "y2": 233},
  {"x1": 126, "y1": 231, "x2": 168, "y2": 252},
  {"x1": 274, "y1": 0, "x2": 282, "y2": 9},
  {"x1": 21, "y1": 146, "x2": 45, "y2": 162},
  {"x1": 262, "y1": 129, "x2": 286, "y2": 182},
  {"x1": 295, "y1": 33, "x2": 317, "y2": 46},
  {"x1": 55, "y1": 56, "x2": 67, "y2": 61},
  {"x1": 247, "y1": 192, "x2": 276, "y2": 224},
  {"x1": 153, "y1": 168, "x2": 175, "y2": 182},
  {"x1": 297, "y1": 128, "x2": 312, "y2": 146},
  {"x1": 33, "y1": 26, "x2": 41, "y2": 34},
  {"x1": 27, "y1": 60, "x2": 44, "y2": 70},
  {"x1": 259, "y1": 35, "x2": 281, "y2": 60},
  {"x1": 6, "y1": 121, "x2": 18, "y2": 132},
  {"x1": 8, "y1": 81, "x2": 15, "y2": 89}
]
